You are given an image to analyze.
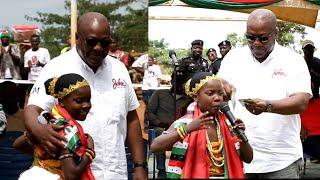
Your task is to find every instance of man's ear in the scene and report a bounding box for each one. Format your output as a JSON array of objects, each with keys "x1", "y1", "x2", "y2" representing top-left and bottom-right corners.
[{"x1": 275, "y1": 27, "x2": 279, "y2": 36}]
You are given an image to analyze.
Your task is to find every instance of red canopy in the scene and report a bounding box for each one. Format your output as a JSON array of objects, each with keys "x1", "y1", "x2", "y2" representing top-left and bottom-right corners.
[{"x1": 12, "y1": 25, "x2": 40, "y2": 43}]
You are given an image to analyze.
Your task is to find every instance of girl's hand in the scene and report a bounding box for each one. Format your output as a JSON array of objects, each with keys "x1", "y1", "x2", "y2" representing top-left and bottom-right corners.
[
  {"x1": 186, "y1": 111, "x2": 214, "y2": 133},
  {"x1": 85, "y1": 134, "x2": 94, "y2": 149},
  {"x1": 233, "y1": 118, "x2": 245, "y2": 131}
]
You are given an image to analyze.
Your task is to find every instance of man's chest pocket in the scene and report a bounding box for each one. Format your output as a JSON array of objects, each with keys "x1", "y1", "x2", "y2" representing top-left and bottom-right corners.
[{"x1": 98, "y1": 89, "x2": 127, "y2": 124}]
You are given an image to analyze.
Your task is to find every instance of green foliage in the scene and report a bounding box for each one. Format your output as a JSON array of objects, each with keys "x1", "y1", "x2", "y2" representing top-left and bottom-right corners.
[
  {"x1": 25, "y1": 0, "x2": 148, "y2": 58},
  {"x1": 149, "y1": 39, "x2": 189, "y2": 75},
  {"x1": 226, "y1": 21, "x2": 306, "y2": 52},
  {"x1": 276, "y1": 21, "x2": 306, "y2": 48}
]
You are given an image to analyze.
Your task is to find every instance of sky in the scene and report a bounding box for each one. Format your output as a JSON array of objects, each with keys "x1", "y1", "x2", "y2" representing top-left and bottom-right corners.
[
  {"x1": 0, "y1": 1, "x2": 67, "y2": 29},
  {"x1": 0, "y1": 0, "x2": 147, "y2": 30},
  {"x1": 149, "y1": 5, "x2": 320, "y2": 54}
]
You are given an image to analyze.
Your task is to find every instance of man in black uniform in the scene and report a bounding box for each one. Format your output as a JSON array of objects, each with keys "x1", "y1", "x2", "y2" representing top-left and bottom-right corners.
[
  {"x1": 302, "y1": 40, "x2": 320, "y2": 98},
  {"x1": 175, "y1": 39, "x2": 209, "y2": 95},
  {"x1": 210, "y1": 40, "x2": 232, "y2": 75}
]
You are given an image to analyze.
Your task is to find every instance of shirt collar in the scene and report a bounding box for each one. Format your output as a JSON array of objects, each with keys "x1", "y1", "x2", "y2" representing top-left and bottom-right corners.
[
  {"x1": 250, "y1": 42, "x2": 279, "y2": 63},
  {"x1": 72, "y1": 47, "x2": 108, "y2": 73}
]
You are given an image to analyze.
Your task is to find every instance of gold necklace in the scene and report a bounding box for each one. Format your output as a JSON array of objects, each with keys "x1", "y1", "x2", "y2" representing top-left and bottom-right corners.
[{"x1": 206, "y1": 118, "x2": 224, "y2": 167}]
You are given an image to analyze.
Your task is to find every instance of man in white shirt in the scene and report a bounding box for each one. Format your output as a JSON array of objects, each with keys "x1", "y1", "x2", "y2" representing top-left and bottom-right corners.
[
  {"x1": 24, "y1": 12, "x2": 147, "y2": 180},
  {"x1": 24, "y1": 34, "x2": 51, "y2": 81},
  {"x1": 218, "y1": 9, "x2": 311, "y2": 178}
]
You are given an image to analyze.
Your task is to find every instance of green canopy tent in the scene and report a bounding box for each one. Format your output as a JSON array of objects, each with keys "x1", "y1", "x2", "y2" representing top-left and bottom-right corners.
[{"x1": 149, "y1": 0, "x2": 320, "y2": 28}]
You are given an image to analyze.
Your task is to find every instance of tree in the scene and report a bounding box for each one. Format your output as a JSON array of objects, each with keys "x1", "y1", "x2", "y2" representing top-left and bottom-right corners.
[
  {"x1": 226, "y1": 21, "x2": 306, "y2": 52},
  {"x1": 25, "y1": 0, "x2": 148, "y2": 58},
  {"x1": 149, "y1": 39, "x2": 190, "y2": 75}
]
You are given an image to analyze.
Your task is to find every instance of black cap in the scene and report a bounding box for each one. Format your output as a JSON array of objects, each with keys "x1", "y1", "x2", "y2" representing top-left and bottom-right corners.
[
  {"x1": 218, "y1": 40, "x2": 231, "y2": 47},
  {"x1": 191, "y1": 39, "x2": 204, "y2": 46},
  {"x1": 206, "y1": 48, "x2": 216, "y2": 55}
]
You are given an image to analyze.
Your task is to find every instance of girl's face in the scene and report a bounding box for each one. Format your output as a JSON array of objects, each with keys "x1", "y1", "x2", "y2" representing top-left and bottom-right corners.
[
  {"x1": 195, "y1": 79, "x2": 224, "y2": 115},
  {"x1": 60, "y1": 86, "x2": 92, "y2": 121}
]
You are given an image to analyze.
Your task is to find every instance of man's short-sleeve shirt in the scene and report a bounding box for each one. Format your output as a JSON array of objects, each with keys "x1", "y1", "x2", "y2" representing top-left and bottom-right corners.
[
  {"x1": 217, "y1": 43, "x2": 312, "y2": 173},
  {"x1": 28, "y1": 47, "x2": 139, "y2": 179}
]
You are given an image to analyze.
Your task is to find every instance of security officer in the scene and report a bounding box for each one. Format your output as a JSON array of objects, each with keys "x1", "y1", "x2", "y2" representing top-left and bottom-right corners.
[
  {"x1": 175, "y1": 39, "x2": 209, "y2": 95},
  {"x1": 210, "y1": 40, "x2": 232, "y2": 75}
]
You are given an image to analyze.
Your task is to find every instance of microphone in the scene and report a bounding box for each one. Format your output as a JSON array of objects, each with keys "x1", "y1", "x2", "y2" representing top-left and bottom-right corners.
[
  {"x1": 220, "y1": 102, "x2": 248, "y2": 142},
  {"x1": 169, "y1": 50, "x2": 178, "y2": 66}
]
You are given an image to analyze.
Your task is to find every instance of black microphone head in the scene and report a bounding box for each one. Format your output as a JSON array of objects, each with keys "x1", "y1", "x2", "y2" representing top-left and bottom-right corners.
[
  {"x1": 169, "y1": 50, "x2": 176, "y2": 59},
  {"x1": 220, "y1": 102, "x2": 230, "y2": 113}
]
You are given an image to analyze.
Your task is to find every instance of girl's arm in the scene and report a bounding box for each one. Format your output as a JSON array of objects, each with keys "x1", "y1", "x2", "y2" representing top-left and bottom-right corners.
[
  {"x1": 150, "y1": 124, "x2": 181, "y2": 153},
  {"x1": 239, "y1": 140, "x2": 253, "y2": 163},
  {"x1": 61, "y1": 134, "x2": 94, "y2": 180},
  {"x1": 234, "y1": 119, "x2": 253, "y2": 163},
  {"x1": 12, "y1": 131, "x2": 35, "y2": 154},
  {"x1": 151, "y1": 112, "x2": 214, "y2": 153}
]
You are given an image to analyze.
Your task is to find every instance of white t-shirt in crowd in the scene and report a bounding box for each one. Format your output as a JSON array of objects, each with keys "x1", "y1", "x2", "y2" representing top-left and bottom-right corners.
[
  {"x1": 142, "y1": 64, "x2": 161, "y2": 90},
  {"x1": 24, "y1": 47, "x2": 51, "y2": 81},
  {"x1": 217, "y1": 43, "x2": 312, "y2": 173},
  {"x1": 132, "y1": 54, "x2": 148, "y2": 68},
  {"x1": 28, "y1": 47, "x2": 139, "y2": 180}
]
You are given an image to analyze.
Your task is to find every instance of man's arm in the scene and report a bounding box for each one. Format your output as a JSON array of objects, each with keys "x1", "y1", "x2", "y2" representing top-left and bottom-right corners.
[
  {"x1": 246, "y1": 92, "x2": 310, "y2": 115},
  {"x1": 8, "y1": 45, "x2": 21, "y2": 66},
  {"x1": 24, "y1": 104, "x2": 66, "y2": 156},
  {"x1": 126, "y1": 110, "x2": 147, "y2": 180}
]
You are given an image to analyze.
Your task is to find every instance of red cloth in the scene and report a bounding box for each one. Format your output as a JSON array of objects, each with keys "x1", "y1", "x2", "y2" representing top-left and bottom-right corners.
[
  {"x1": 54, "y1": 105, "x2": 95, "y2": 180},
  {"x1": 300, "y1": 99, "x2": 320, "y2": 137},
  {"x1": 182, "y1": 106, "x2": 244, "y2": 178},
  {"x1": 108, "y1": 50, "x2": 129, "y2": 68}
]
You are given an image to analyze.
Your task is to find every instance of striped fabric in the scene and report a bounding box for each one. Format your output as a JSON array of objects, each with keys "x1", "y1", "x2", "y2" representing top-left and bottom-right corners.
[{"x1": 0, "y1": 104, "x2": 6, "y2": 135}]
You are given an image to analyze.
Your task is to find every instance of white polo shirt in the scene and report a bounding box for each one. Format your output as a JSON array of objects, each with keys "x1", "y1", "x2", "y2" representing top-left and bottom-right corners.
[
  {"x1": 28, "y1": 47, "x2": 139, "y2": 179},
  {"x1": 217, "y1": 43, "x2": 312, "y2": 173}
]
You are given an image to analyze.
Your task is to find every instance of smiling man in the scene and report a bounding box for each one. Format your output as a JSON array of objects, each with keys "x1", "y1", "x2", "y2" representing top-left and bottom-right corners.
[
  {"x1": 217, "y1": 9, "x2": 312, "y2": 179},
  {"x1": 24, "y1": 12, "x2": 147, "y2": 180}
]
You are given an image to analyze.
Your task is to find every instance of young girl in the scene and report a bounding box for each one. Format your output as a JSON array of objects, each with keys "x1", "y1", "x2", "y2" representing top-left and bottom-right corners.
[
  {"x1": 151, "y1": 72, "x2": 253, "y2": 179},
  {"x1": 13, "y1": 73, "x2": 95, "y2": 180}
]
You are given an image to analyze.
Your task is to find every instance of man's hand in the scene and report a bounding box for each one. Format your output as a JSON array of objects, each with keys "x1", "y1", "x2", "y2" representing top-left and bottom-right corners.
[
  {"x1": 219, "y1": 78, "x2": 236, "y2": 101},
  {"x1": 300, "y1": 128, "x2": 308, "y2": 142},
  {"x1": 133, "y1": 167, "x2": 148, "y2": 180},
  {"x1": 35, "y1": 124, "x2": 66, "y2": 157},
  {"x1": 27, "y1": 60, "x2": 32, "y2": 67},
  {"x1": 244, "y1": 98, "x2": 266, "y2": 115}
]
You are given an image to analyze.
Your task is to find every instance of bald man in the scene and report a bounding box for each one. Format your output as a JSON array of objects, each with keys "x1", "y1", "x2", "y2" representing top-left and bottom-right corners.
[
  {"x1": 217, "y1": 9, "x2": 311, "y2": 178},
  {"x1": 24, "y1": 12, "x2": 147, "y2": 179}
]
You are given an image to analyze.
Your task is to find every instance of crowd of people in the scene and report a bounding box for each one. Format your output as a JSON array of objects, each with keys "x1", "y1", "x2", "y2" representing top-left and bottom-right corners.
[{"x1": 0, "y1": 7, "x2": 319, "y2": 180}]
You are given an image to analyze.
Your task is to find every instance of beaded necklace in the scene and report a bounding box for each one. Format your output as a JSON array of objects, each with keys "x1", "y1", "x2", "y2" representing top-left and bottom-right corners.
[{"x1": 206, "y1": 118, "x2": 224, "y2": 167}]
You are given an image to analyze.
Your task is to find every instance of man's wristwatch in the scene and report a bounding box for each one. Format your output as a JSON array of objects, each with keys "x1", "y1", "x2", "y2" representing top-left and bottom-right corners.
[
  {"x1": 265, "y1": 100, "x2": 272, "y2": 112},
  {"x1": 134, "y1": 161, "x2": 148, "y2": 170}
]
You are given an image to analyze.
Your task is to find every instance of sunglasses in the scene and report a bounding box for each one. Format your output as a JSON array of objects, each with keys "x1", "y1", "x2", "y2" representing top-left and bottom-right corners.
[
  {"x1": 79, "y1": 35, "x2": 111, "y2": 48},
  {"x1": 245, "y1": 32, "x2": 274, "y2": 44}
]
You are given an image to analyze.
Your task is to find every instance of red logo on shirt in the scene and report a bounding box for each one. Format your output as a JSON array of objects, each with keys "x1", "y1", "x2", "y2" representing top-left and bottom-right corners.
[
  {"x1": 112, "y1": 78, "x2": 126, "y2": 89},
  {"x1": 272, "y1": 68, "x2": 287, "y2": 78},
  {"x1": 31, "y1": 55, "x2": 38, "y2": 64}
]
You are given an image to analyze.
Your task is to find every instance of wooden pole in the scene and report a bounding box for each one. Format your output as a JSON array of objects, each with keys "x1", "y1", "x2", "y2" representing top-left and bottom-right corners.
[{"x1": 71, "y1": 0, "x2": 77, "y2": 47}]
